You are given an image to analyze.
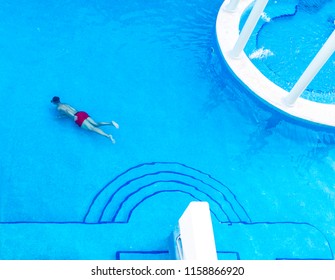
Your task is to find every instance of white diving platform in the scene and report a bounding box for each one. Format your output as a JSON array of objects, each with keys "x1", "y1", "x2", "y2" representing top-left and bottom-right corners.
[
  {"x1": 216, "y1": 0, "x2": 335, "y2": 128},
  {"x1": 174, "y1": 202, "x2": 217, "y2": 260}
]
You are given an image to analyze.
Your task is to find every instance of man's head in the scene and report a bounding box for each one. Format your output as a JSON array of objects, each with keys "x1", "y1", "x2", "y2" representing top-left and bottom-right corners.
[{"x1": 51, "y1": 96, "x2": 60, "y2": 104}]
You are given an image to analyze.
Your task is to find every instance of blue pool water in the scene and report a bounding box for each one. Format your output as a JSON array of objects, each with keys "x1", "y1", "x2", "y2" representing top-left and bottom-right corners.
[{"x1": 0, "y1": 0, "x2": 334, "y2": 259}]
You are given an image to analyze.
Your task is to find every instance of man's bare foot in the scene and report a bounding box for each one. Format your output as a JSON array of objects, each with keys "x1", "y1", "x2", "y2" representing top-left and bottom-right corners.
[
  {"x1": 108, "y1": 135, "x2": 116, "y2": 144},
  {"x1": 112, "y1": 121, "x2": 119, "y2": 129}
]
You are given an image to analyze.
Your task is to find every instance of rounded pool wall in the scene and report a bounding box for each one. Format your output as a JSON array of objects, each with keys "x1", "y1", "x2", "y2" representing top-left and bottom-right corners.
[{"x1": 216, "y1": 0, "x2": 335, "y2": 129}]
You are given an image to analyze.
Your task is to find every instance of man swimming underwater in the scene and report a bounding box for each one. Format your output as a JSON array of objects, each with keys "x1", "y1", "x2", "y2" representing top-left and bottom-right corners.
[{"x1": 51, "y1": 96, "x2": 119, "y2": 143}]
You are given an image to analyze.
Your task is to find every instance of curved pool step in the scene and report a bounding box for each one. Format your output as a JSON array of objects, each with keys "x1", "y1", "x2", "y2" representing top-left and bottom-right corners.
[
  {"x1": 110, "y1": 182, "x2": 229, "y2": 223},
  {"x1": 84, "y1": 162, "x2": 250, "y2": 224}
]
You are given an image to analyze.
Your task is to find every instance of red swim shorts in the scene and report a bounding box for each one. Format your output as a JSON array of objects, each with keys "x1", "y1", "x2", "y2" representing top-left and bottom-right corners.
[{"x1": 74, "y1": 111, "x2": 89, "y2": 127}]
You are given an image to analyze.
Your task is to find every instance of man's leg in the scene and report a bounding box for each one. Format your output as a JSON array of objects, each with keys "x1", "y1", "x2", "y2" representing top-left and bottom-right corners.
[
  {"x1": 81, "y1": 120, "x2": 115, "y2": 143},
  {"x1": 87, "y1": 117, "x2": 119, "y2": 128}
]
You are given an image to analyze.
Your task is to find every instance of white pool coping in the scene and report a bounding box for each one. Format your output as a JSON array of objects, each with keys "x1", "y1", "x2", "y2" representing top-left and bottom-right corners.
[{"x1": 216, "y1": 0, "x2": 335, "y2": 128}]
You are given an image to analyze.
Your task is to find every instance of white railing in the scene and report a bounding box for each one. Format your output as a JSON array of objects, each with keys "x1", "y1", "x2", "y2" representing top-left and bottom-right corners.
[
  {"x1": 216, "y1": 0, "x2": 335, "y2": 127},
  {"x1": 225, "y1": 0, "x2": 335, "y2": 107},
  {"x1": 224, "y1": 0, "x2": 240, "y2": 12},
  {"x1": 283, "y1": 29, "x2": 335, "y2": 106},
  {"x1": 230, "y1": 0, "x2": 269, "y2": 58}
]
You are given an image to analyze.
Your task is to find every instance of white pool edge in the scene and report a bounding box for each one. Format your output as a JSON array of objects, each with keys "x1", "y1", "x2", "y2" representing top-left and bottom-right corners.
[{"x1": 216, "y1": 0, "x2": 335, "y2": 128}]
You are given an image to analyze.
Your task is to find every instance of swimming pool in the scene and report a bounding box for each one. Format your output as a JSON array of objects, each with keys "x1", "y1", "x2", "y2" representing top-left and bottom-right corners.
[{"x1": 0, "y1": 0, "x2": 334, "y2": 260}]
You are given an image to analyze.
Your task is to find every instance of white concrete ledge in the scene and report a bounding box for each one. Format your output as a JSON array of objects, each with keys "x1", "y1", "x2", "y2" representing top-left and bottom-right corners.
[
  {"x1": 216, "y1": 0, "x2": 335, "y2": 128},
  {"x1": 178, "y1": 202, "x2": 217, "y2": 260}
]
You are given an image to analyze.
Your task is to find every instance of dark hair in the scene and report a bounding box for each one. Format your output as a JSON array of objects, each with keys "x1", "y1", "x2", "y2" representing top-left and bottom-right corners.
[{"x1": 51, "y1": 96, "x2": 60, "y2": 103}]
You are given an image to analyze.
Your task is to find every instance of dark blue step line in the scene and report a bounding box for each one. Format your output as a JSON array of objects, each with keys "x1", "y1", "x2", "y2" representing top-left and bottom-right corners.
[
  {"x1": 276, "y1": 257, "x2": 333, "y2": 260},
  {"x1": 0, "y1": 221, "x2": 332, "y2": 259},
  {"x1": 84, "y1": 163, "x2": 209, "y2": 221},
  {"x1": 255, "y1": 5, "x2": 298, "y2": 49},
  {"x1": 0, "y1": 221, "x2": 85, "y2": 225},
  {"x1": 217, "y1": 251, "x2": 241, "y2": 260},
  {"x1": 223, "y1": 220, "x2": 334, "y2": 260},
  {"x1": 121, "y1": 189, "x2": 223, "y2": 224},
  {"x1": 84, "y1": 162, "x2": 251, "y2": 223},
  {"x1": 116, "y1": 251, "x2": 241, "y2": 260},
  {"x1": 98, "y1": 171, "x2": 238, "y2": 222},
  {"x1": 145, "y1": 163, "x2": 250, "y2": 221},
  {"x1": 98, "y1": 171, "x2": 240, "y2": 223},
  {"x1": 108, "y1": 181, "x2": 231, "y2": 223}
]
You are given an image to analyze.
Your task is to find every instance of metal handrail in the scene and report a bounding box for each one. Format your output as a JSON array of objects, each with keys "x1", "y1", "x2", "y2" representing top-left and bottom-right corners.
[{"x1": 175, "y1": 234, "x2": 184, "y2": 260}]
